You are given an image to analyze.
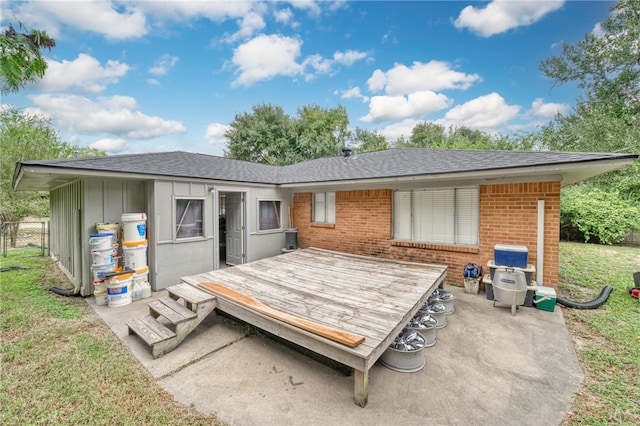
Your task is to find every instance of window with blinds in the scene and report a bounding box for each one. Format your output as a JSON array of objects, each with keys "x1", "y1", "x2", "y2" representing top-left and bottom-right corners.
[
  {"x1": 393, "y1": 188, "x2": 478, "y2": 245},
  {"x1": 313, "y1": 192, "x2": 336, "y2": 224}
]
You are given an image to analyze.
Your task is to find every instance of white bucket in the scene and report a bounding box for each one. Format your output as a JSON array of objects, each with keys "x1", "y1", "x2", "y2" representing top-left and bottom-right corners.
[
  {"x1": 91, "y1": 263, "x2": 116, "y2": 281},
  {"x1": 107, "y1": 273, "x2": 133, "y2": 307},
  {"x1": 93, "y1": 280, "x2": 107, "y2": 293},
  {"x1": 96, "y1": 223, "x2": 119, "y2": 242},
  {"x1": 89, "y1": 233, "x2": 113, "y2": 250},
  {"x1": 121, "y1": 213, "x2": 147, "y2": 242},
  {"x1": 122, "y1": 240, "x2": 147, "y2": 269},
  {"x1": 91, "y1": 248, "x2": 115, "y2": 265},
  {"x1": 94, "y1": 290, "x2": 108, "y2": 306}
]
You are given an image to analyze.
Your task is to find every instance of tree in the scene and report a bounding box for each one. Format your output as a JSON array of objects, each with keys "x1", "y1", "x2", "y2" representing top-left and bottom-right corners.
[
  {"x1": 350, "y1": 128, "x2": 389, "y2": 152},
  {"x1": 225, "y1": 103, "x2": 350, "y2": 165},
  {"x1": 1, "y1": 23, "x2": 55, "y2": 95},
  {"x1": 1, "y1": 107, "x2": 103, "y2": 245}
]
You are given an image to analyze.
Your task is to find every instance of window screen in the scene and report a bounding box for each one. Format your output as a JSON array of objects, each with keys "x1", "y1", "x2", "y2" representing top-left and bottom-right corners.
[{"x1": 176, "y1": 199, "x2": 203, "y2": 239}]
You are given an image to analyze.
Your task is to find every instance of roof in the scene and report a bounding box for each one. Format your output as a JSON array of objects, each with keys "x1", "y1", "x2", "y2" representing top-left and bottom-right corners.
[{"x1": 13, "y1": 148, "x2": 638, "y2": 191}]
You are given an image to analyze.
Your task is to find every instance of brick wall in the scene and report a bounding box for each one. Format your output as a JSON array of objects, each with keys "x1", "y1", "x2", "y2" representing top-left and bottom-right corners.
[{"x1": 292, "y1": 181, "x2": 560, "y2": 289}]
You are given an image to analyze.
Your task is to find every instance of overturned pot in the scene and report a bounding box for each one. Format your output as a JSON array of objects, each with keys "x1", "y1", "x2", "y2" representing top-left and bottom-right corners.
[{"x1": 380, "y1": 330, "x2": 427, "y2": 373}]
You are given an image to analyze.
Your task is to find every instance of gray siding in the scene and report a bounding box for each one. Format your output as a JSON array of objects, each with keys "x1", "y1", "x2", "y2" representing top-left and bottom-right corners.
[{"x1": 50, "y1": 180, "x2": 83, "y2": 292}]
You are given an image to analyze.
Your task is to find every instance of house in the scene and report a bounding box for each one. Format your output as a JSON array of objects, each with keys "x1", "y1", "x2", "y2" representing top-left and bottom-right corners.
[{"x1": 12, "y1": 148, "x2": 637, "y2": 296}]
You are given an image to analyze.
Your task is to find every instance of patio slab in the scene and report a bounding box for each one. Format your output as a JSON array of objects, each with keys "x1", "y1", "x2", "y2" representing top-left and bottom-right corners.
[{"x1": 89, "y1": 285, "x2": 583, "y2": 425}]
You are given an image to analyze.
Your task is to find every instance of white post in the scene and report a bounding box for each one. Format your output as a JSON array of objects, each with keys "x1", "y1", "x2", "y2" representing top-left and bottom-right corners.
[{"x1": 537, "y1": 200, "x2": 545, "y2": 286}]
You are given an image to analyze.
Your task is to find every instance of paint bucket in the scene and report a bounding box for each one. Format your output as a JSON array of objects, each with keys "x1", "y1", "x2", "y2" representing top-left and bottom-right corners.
[
  {"x1": 122, "y1": 240, "x2": 148, "y2": 269},
  {"x1": 96, "y1": 223, "x2": 119, "y2": 241},
  {"x1": 93, "y1": 279, "x2": 107, "y2": 293},
  {"x1": 91, "y1": 263, "x2": 116, "y2": 281},
  {"x1": 121, "y1": 213, "x2": 147, "y2": 242},
  {"x1": 91, "y1": 248, "x2": 115, "y2": 265},
  {"x1": 89, "y1": 233, "x2": 113, "y2": 251},
  {"x1": 107, "y1": 273, "x2": 133, "y2": 307},
  {"x1": 94, "y1": 290, "x2": 108, "y2": 306}
]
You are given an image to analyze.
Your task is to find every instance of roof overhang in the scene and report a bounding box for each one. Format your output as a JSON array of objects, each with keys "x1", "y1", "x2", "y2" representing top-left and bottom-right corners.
[{"x1": 279, "y1": 157, "x2": 637, "y2": 191}]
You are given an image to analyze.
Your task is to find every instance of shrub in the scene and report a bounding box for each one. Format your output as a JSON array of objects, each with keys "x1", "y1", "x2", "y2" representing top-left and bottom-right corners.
[{"x1": 561, "y1": 186, "x2": 640, "y2": 245}]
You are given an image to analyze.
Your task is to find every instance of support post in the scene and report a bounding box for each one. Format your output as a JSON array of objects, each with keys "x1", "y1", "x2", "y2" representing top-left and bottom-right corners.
[{"x1": 353, "y1": 368, "x2": 369, "y2": 407}]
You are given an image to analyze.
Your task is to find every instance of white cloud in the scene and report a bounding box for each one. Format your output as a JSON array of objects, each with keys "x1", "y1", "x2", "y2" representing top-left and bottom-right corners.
[
  {"x1": 339, "y1": 87, "x2": 369, "y2": 103},
  {"x1": 149, "y1": 55, "x2": 179, "y2": 76},
  {"x1": 38, "y1": 54, "x2": 130, "y2": 94},
  {"x1": 5, "y1": 0, "x2": 148, "y2": 40},
  {"x1": 361, "y1": 91, "x2": 451, "y2": 122},
  {"x1": 378, "y1": 119, "x2": 422, "y2": 142},
  {"x1": 274, "y1": 8, "x2": 295, "y2": 25},
  {"x1": 454, "y1": 0, "x2": 565, "y2": 37},
  {"x1": 437, "y1": 92, "x2": 520, "y2": 129},
  {"x1": 223, "y1": 11, "x2": 266, "y2": 43},
  {"x1": 205, "y1": 123, "x2": 230, "y2": 145},
  {"x1": 367, "y1": 61, "x2": 481, "y2": 95},
  {"x1": 231, "y1": 34, "x2": 304, "y2": 87},
  {"x1": 530, "y1": 98, "x2": 568, "y2": 118},
  {"x1": 90, "y1": 138, "x2": 129, "y2": 154},
  {"x1": 137, "y1": 0, "x2": 255, "y2": 23},
  {"x1": 26, "y1": 94, "x2": 186, "y2": 139},
  {"x1": 333, "y1": 50, "x2": 368, "y2": 66},
  {"x1": 592, "y1": 22, "x2": 605, "y2": 38},
  {"x1": 287, "y1": 0, "x2": 322, "y2": 16}
]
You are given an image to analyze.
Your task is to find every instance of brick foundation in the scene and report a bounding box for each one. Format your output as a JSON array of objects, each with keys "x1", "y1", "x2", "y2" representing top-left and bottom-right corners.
[{"x1": 292, "y1": 182, "x2": 560, "y2": 289}]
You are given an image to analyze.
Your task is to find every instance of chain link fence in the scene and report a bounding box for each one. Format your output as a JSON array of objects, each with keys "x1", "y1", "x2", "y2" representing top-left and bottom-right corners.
[{"x1": 1, "y1": 221, "x2": 49, "y2": 257}]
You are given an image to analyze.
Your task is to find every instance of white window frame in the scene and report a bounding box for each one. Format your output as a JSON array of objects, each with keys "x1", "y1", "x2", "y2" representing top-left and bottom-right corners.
[
  {"x1": 257, "y1": 199, "x2": 283, "y2": 232},
  {"x1": 312, "y1": 192, "x2": 336, "y2": 224},
  {"x1": 175, "y1": 197, "x2": 205, "y2": 240},
  {"x1": 393, "y1": 187, "x2": 479, "y2": 246}
]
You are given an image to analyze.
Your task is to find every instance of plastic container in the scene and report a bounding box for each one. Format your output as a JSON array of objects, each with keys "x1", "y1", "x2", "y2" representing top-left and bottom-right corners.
[
  {"x1": 91, "y1": 248, "x2": 115, "y2": 265},
  {"x1": 94, "y1": 290, "x2": 108, "y2": 306},
  {"x1": 93, "y1": 279, "x2": 107, "y2": 293},
  {"x1": 488, "y1": 260, "x2": 535, "y2": 285},
  {"x1": 122, "y1": 240, "x2": 148, "y2": 269},
  {"x1": 106, "y1": 273, "x2": 133, "y2": 307},
  {"x1": 494, "y1": 244, "x2": 528, "y2": 268},
  {"x1": 132, "y1": 266, "x2": 150, "y2": 298},
  {"x1": 89, "y1": 233, "x2": 113, "y2": 250},
  {"x1": 91, "y1": 262, "x2": 116, "y2": 281},
  {"x1": 121, "y1": 213, "x2": 147, "y2": 242},
  {"x1": 534, "y1": 287, "x2": 557, "y2": 312},
  {"x1": 285, "y1": 228, "x2": 298, "y2": 250},
  {"x1": 131, "y1": 280, "x2": 142, "y2": 301},
  {"x1": 96, "y1": 223, "x2": 119, "y2": 241}
]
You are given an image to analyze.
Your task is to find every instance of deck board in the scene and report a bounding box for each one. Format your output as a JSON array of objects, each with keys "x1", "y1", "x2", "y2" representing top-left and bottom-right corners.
[{"x1": 180, "y1": 247, "x2": 447, "y2": 406}]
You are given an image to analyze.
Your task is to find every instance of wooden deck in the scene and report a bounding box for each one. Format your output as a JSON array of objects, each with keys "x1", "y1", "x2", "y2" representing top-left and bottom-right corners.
[{"x1": 180, "y1": 247, "x2": 447, "y2": 407}]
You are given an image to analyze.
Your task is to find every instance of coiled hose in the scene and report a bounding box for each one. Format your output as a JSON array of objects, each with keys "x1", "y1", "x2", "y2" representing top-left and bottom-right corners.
[{"x1": 556, "y1": 285, "x2": 613, "y2": 310}]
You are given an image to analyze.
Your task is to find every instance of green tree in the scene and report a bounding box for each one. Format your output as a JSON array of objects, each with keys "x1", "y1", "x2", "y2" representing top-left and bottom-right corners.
[
  {"x1": 225, "y1": 103, "x2": 350, "y2": 165},
  {"x1": 224, "y1": 104, "x2": 295, "y2": 165},
  {"x1": 1, "y1": 23, "x2": 55, "y2": 95},
  {"x1": 1, "y1": 107, "x2": 103, "y2": 245},
  {"x1": 350, "y1": 127, "x2": 389, "y2": 152}
]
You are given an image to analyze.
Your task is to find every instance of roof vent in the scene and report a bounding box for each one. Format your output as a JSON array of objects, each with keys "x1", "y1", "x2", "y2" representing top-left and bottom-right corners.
[{"x1": 342, "y1": 147, "x2": 352, "y2": 157}]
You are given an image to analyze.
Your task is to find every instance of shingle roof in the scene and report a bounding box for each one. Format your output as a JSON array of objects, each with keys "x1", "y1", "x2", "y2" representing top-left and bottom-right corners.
[{"x1": 18, "y1": 148, "x2": 637, "y2": 185}]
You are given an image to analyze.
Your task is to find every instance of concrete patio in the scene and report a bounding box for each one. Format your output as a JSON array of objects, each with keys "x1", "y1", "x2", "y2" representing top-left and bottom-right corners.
[{"x1": 88, "y1": 284, "x2": 583, "y2": 426}]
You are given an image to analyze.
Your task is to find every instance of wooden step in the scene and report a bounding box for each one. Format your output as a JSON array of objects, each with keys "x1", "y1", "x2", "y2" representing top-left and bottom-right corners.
[
  {"x1": 127, "y1": 315, "x2": 176, "y2": 346},
  {"x1": 149, "y1": 297, "x2": 197, "y2": 324},
  {"x1": 167, "y1": 283, "x2": 216, "y2": 311}
]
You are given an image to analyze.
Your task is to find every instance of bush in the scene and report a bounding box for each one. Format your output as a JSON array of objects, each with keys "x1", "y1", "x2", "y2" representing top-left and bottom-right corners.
[{"x1": 561, "y1": 186, "x2": 640, "y2": 244}]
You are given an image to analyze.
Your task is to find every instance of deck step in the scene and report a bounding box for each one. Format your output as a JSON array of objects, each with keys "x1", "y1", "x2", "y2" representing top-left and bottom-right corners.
[
  {"x1": 149, "y1": 297, "x2": 197, "y2": 324},
  {"x1": 127, "y1": 315, "x2": 176, "y2": 346},
  {"x1": 167, "y1": 283, "x2": 215, "y2": 306}
]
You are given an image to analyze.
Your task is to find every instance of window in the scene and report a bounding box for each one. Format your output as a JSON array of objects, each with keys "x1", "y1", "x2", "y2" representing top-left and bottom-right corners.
[
  {"x1": 176, "y1": 198, "x2": 204, "y2": 239},
  {"x1": 258, "y1": 200, "x2": 282, "y2": 231},
  {"x1": 313, "y1": 192, "x2": 335, "y2": 224},
  {"x1": 393, "y1": 188, "x2": 478, "y2": 245}
]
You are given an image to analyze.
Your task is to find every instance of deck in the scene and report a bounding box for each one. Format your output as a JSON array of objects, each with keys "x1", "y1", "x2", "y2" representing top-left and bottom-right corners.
[{"x1": 180, "y1": 247, "x2": 447, "y2": 406}]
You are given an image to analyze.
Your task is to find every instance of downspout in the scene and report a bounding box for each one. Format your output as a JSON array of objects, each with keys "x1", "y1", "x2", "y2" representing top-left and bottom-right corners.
[{"x1": 537, "y1": 200, "x2": 544, "y2": 286}]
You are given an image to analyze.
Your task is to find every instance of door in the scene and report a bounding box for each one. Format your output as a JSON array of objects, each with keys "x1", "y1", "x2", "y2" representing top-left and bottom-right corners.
[{"x1": 225, "y1": 192, "x2": 244, "y2": 265}]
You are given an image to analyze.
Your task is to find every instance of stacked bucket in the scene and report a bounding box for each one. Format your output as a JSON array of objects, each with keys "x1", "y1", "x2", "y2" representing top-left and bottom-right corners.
[
  {"x1": 90, "y1": 223, "x2": 119, "y2": 306},
  {"x1": 120, "y1": 213, "x2": 150, "y2": 303}
]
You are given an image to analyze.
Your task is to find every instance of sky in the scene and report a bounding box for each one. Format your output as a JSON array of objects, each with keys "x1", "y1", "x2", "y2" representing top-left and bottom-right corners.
[{"x1": 1, "y1": 0, "x2": 615, "y2": 157}]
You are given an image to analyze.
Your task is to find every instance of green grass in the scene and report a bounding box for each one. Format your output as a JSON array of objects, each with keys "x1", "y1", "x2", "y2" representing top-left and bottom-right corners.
[
  {"x1": 0, "y1": 251, "x2": 225, "y2": 426},
  {"x1": 559, "y1": 242, "x2": 640, "y2": 425}
]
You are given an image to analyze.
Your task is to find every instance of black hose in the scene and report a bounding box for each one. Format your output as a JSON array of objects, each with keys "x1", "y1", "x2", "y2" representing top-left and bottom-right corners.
[
  {"x1": 49, "y1": 287, "x2": 81, "y2": 297},
  {"x1": 556, "y1": 285, "x2": 613, "y2": 310}
]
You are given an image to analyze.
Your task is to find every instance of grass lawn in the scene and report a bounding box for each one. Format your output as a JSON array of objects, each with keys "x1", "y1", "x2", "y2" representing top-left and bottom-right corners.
[
  {"x1": 0, "y1": 250, "x2": 226, "y2": 425},
  {"x1": 1, "y1": 243, "x2": 638, "y2": 425},
  {"x1": 558, "y1": 242, "x2": 640, "y2": 425}
]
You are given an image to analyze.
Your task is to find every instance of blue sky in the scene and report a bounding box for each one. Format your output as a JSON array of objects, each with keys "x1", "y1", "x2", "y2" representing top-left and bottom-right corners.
[{"x1": 2, "y1": 1, "x2": 614, "y2": 157}]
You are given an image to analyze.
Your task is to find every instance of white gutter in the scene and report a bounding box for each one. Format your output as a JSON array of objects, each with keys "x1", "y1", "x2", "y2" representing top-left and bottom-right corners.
[{"x1": 537, "y1": 200, "x2": 545, "y2": 287}]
